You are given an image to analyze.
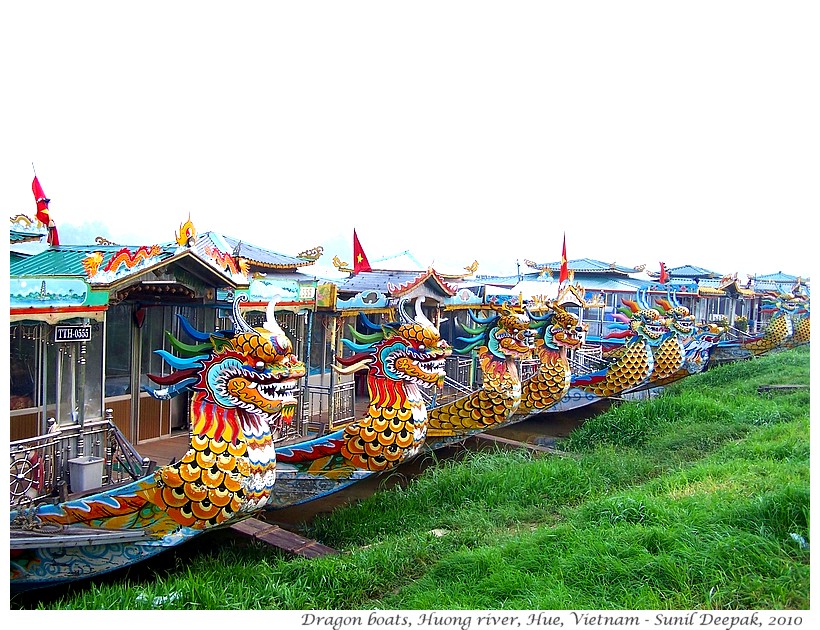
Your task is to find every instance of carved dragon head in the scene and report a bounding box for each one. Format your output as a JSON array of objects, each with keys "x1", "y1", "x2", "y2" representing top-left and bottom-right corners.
[
  {"x1": 334, "y1": 298, "x2": 451, "y2": 390},
  {"x1": 527, "y1": 302, "x2": 587, "y2": 351},
  {"x1": 655, "y1": 292, "x2": 695, "y2": 337},
  {"x1": 609, "y1": 290, "x2": 669, "y2": 346},
  {"x1": 146, "y1": 294, "x2": 306, "y2": 440},
  {"x1": 456, "y1": 305, "x2": 535, "y2": 359}
]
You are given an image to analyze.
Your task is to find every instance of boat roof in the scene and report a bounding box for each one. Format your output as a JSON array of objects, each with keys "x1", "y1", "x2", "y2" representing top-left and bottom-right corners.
[
  {"x1": 334, "y1": 268, "x2": 459, "y2": 298},
  {"x1": 524, "y1": 257, "x2": 642, "y2": 276},
  {"x1": 9, "y1": 230, "x2": 318, "y2": 279},
  {"x1": 219, "y1": 234, "x2": 319, "y2": 270},
  {"x1": 660, "y1": 264, "x2": 722, "y2": 279}
]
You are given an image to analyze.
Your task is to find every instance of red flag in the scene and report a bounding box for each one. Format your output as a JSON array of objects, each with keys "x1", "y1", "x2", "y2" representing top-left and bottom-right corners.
[
  {"x1": 32, "y1": 176, "x2": 50, "y2": 225},
  {"x1": 659, "y1": 262, "x2": 669, "y2": 284},
  {"x1": 559, "y1": 233, "x2": 569, "y2": 285},
  {"x1": 353, "y1": 229, "x2": 371, "y2": 273},
  {"x1": 32, "y1": 175, "x2": 60, "y2": 246}
]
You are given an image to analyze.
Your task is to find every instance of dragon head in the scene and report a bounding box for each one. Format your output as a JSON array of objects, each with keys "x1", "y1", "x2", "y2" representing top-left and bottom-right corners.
[
  {"x1": 457, "y1": 306, "x2": 535, "y2": 360},
  {"x1": 613, "y1": 290, "x2": 669, "y2": 345},
  {"x1": 655, "y1": 295, "x2": 696, "y2": 337},
  {"x1": 203, "y1": 296, "x2": 306, "y2": 427},
  {"x1": 761, "y1": 293, "x2": 796, "y2": 333},
  {"x1": 146, "y1": 295, "x2": 306, "y2": 441},
  {"x1": 697, "y1": 321, "x2": 727, "y2": 343},
  {"x1": 684, "y1": 321, "x2": 727, "y2": 370},
  {"x1": 527, "y1": 303, "x2": 587, "y2": 351},
  {"x1": 335, "y1": 298, "x2": 451, "y2": 391}
]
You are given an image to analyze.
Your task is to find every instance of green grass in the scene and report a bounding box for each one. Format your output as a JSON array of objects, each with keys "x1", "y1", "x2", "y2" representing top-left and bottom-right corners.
[{"x1": 17, "y1": 345, "x2": 810, "y2": 610}]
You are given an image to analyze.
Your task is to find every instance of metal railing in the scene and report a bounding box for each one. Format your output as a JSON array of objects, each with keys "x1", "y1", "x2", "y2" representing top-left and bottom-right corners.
[
  {"x1": 299, "y1": 381, "x2": 356, "y2": 436},
  {"x1": 720, "y1": 325, "x2": 757, "y2": 343},
  {"x1": 445, "y1": 356, "x2": 473, "y2": 387},
  {"x1": 422, "y1": 374, "x2": 480, "y2": 409},
  {"x1": 9, "y1": 409, "x2": 152, "y2": 510},
  {"x1": 569, "y1": 345, "x2": 609, "y2": 374},
  {"x1": 517, "y1": 358, "x2": 540, "y2": 382}
]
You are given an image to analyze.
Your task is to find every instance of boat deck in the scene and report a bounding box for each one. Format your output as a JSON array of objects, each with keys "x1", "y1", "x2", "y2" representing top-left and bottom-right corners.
[
  {"x1": 135, "y1": 399, "x2": 374, "y2": 466},
  {"x1": 135, "y1": 431, "x2": 191, "y2": 466}
]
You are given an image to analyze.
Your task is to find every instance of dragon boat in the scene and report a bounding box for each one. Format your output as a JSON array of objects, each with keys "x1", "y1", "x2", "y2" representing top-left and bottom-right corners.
[
  {"x1": 711, "y1": 292, "x2": 807, "y2": 364},
  {"x1": 540, "y1": 291, "x2": 668, "y2": 413},
  {"x1": 423, "y1": 305, "x2": 536, "y2": 450},
  {"x1": 612, "y1": 291, "x2": 725, "y2": 392},
  {"x1": 508, "y1": 302, "x2": 586, "y2": 419},
  {"x1": 10, "y1": 295, "x2": 305, "y2": 592},
  {"x1": 577, "y1": 290, "x2": 727, "y2": 396},
  {"x1": 267, "y1": 298, "x2": 451, "y2": 508}
]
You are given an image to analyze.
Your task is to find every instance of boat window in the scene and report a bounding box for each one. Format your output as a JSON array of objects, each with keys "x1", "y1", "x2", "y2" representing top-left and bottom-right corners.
[
  {"x1": 105, "y1": 305, "x2": 133, "y2": 396},
  {"x1": 9, "y1": 323, "x2": 38, "y2": 411}
]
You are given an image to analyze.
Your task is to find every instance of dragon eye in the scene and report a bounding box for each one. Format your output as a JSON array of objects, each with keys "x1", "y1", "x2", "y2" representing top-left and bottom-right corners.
[{"x1": 256, "y1": 361, "x2": 265, "y2": 370}]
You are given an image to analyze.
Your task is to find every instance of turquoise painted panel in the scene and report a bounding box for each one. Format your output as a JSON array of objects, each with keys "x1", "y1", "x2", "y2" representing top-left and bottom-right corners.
[
  {"x1": 10, "y1": 278, "x2": 90, "y2": 308},
  {"x1": 442, "y1": 287, "x2": 483, "y2": 307},
  {"x1": 336, "y1": 290, "x2": 389, "y2": 310}
]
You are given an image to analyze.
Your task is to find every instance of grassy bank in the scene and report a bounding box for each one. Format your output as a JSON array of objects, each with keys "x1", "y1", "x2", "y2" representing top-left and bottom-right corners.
[{"x1": 21, "y1": 346, "x2": 810, "y2": 610}]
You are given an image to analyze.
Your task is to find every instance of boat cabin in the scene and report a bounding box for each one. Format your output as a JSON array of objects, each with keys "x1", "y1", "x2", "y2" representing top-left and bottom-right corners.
[{"x1": 9, "y1": 218, "x2": 322, "y2": 447}]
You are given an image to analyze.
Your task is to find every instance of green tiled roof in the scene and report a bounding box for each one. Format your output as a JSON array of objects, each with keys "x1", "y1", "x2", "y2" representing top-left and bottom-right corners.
[{"x1": 9, "y1": 245, "x2": 176, "y2": 278}]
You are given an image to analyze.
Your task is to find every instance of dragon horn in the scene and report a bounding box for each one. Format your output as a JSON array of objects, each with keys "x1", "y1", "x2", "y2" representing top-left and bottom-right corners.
[
  {"x1": 526, "y1": 302, "x2": 553, "y2": 323},
  {"x1": 396, "y1": 298, "x2": 414, "y2": 325},
  {"x1": 637, "y1": 288, "x2": 651, "y2": 310},
  {"x1": 264, "y1": 296, "x2": 288, "y2": 338},
  {"x1": 468, "y1": 309, "x2": 497, "y2": 325},
  {"x1": 231, "y1": 294, "x2": 255, "y2": 334},
  {"x1": 414, "y1": 296, "x2": 436, "y2": 329},
  {"x1": 358, "y1": 311, "x2": 383, "y2": 332}
]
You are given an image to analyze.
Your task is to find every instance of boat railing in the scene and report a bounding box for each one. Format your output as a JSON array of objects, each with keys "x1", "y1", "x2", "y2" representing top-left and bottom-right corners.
[
  {"x1": 721, "y1": 325, "x2": 757, "y2": 343},
  {"x1": 576, "y1": 344, "x2": 603, "y2": 361},
  {"x1": 569, "y1": 345, "x2": 609, "y2": 374},
  {"x1": 517, "y1": 358, "x2": 540, "y2": 382},
  {"x1": 444, "y1": 356, "x2": 474, "y2": 388},
  {"x1": 300, "y1": 381, "x2": 356, "y2": 435},
  {"x1": 10, "y1": 409, "x2": 153, "y2": 510},
  {"x1": 423, "y1": 375, "x2": 479, "y2": 409}
]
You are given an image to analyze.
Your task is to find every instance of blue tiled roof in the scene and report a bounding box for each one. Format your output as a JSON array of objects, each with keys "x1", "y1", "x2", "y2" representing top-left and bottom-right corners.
[
  {"x1": 525, "y1": 258, "x2": 640, "y2": 275},
  {"x1": 219, "y1": 234, "x2": 318, "y2": 269},
  {"x1": 666, "y1": 264, "x2": 722, "y2": 279}
]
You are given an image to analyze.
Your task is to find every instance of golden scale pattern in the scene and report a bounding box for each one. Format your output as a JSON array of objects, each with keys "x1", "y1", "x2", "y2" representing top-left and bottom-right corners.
[
  {"x1": 650, "y1": 337, "x2": 685, "y2": 382},
  {"x1": 792, "y1": 317, "x2": 810, "y2": 345},
  {"x1": 150, "y1": 432, "x2": 249, "y2": 529},
  {"x1": 427, "y1": 350, "x2": 519, "y2": 435},
  {"x1": 342, "y1": 407, "x2": 420, "y2": 472},
  {"x1": 518, "y1": 343, "x2": 571, "y2": 414},
  {"x1": 581, "y1": 341, "x2": 652, "y2": 398},
  {"x1": 744, "y1": 315, "x2": 789, "y2": 356},
  {"x1": 233, "y1": 331, "x2": 282, "y2": 363}
]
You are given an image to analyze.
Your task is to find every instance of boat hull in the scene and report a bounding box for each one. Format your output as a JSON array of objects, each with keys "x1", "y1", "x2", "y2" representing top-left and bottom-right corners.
[
  {"x1": 265, "y1": 465, "x2": 372, "y2": 509},
  {"x1": 9, "y1": 474, "x2": 204, "y2": 592}
]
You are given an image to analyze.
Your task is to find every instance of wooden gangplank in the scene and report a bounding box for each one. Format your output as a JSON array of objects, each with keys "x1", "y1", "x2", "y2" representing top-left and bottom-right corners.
[
  {"x1": 470, "y1": 433, "x2": 566, "y2": 455},
  {"x1": 230, "y1": 518, "x2": 338, "y2": 558}
]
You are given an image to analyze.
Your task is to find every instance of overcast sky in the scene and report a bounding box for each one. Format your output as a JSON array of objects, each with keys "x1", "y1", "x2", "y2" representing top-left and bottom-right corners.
[{"x1": 4, "y1": 2, "x2": 817, "y2": 279}]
